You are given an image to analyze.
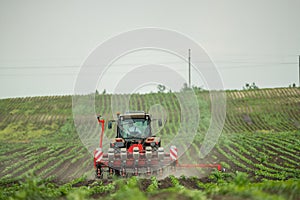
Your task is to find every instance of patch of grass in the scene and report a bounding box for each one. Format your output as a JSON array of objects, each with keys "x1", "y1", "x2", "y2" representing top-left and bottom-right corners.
[{"x1": 0, "y1": 121, "x2": 58, "y2": 142}]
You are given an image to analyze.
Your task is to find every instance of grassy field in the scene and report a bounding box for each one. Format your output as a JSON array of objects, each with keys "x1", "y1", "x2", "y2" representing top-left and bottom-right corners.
[{"x1": 0, "y1": 88, "x2": 299, "y2": 199}]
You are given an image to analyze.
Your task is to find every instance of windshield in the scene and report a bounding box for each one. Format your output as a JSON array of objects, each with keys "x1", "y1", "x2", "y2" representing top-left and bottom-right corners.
[{"x1": 119, "y1": 118, "x2": 150, "y2": 139}]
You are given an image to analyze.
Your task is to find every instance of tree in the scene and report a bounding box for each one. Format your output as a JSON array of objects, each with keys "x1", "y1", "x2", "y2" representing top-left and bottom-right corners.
[
  {"x1": 243, "y1": 82, "x2": 259, "y2": 90},
  {"x1": 180, "y1": 83, "x2": 191, "y2": 92},
  {"x1": 192, "y1": 85, "x2": 204, "y2": 91},
  {"x1": 157, "y1": 84, "x2": 166, "y2": 93}
]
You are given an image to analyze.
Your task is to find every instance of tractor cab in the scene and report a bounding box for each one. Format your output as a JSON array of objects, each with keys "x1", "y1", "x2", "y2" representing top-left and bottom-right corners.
[
  {"x1": 117, "y1": 112, "x2": 151, "y2": 139},
  {"x1": 108, "y1": 111, "x2": 162, "y2": 151}
]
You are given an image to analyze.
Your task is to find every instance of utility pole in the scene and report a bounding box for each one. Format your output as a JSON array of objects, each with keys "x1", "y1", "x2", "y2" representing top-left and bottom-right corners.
[
  {"x1": 188, "y1": 49, "x2": 191, "y2": 88},
  {"x1": 299, "y1": 55, "x2": 300, "y2": 87}
]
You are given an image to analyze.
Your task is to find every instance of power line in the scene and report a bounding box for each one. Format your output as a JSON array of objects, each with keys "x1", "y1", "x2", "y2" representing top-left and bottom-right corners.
[
  {"x1": 0, "y1": 57, "x2": 298, "y2": 78},
  {"x1": 0, "y1": 66, "x2": 297, "y2": 77},
  {"x1": 0, "y1": 61, "x2": 298, "y2": 70},
  {"x1": 0, "y1": 64, "x2": 298, "y2": 76}
]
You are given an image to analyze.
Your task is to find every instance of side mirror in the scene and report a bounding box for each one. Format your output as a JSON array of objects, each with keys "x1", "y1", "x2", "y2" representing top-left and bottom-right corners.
[
  {"x1": 108, "y1": 121, "x2": 112, "y2": 129},
  {"x1": 158, "y1": 119, "x2": 162, "y2": 127}
]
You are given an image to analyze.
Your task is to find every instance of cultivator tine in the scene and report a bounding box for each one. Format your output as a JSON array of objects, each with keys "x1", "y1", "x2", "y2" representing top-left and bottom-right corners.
[
  {"x1": 108, "y1": 148, "x2": 115, "y2": 176},
  {"x1": 133, "y1": 147, "x2": 139, "y2": 175},
  {"x1": 96, "y1": 164, "x2": 102, "y2": 179},
  {"x1": 157, "y1": 147, "x2": 165, "y2": 175},
  {"x1": 145, "y1": 146, "x2": 152, "y2": 176},
  {"x1": 145, "y1": 147, "x2": 152, "y2": 163},
  {"x1": 120, "y1": 148, "x2": 127, "y2": 160},
  {"x1": 158, "y1": 147, "x2": 164, "y2": 161},
  {"x1": 108, "y1": 148, "x2": 114, "y2": 164},
  {"x1": 133, "y1": 147, "x2": 139, "y2": 163},
  {"x1": 120, "y1": 148, "x2": 127, "y2": 176},
  {"x1": 121, "y1": 168, "x2": 126, "y2": 177}
]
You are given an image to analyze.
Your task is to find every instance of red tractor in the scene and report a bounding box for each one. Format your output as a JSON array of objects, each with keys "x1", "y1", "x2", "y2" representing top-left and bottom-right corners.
[{"x1": 94, "y1": 111, "x2": 222, "y2": 178}]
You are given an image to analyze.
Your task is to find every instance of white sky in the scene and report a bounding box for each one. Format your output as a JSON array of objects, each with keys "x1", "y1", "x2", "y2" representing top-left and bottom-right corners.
[{"x1": 0, "y1": 0, "x2": 300, "y2": 98}]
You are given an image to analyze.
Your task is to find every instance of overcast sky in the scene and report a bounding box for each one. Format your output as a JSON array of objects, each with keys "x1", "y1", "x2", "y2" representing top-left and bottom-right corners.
[{"x1": 0, "y1": 0, "x2": 300, "y2": 98}]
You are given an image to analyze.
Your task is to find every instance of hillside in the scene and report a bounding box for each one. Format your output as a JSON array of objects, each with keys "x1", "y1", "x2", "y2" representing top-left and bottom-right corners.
[
  {"x1": 0, "y1": 88, "x2": 299, "y2": 199},
  {"x1": 1, "y1": 88, "x2": 299, "y2": 140}
]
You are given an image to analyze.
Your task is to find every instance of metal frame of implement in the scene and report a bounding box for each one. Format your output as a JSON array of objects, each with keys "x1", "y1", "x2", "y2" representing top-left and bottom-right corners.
[{"x1": 94, "y1": 116, "x2": 222, "y2": 177}]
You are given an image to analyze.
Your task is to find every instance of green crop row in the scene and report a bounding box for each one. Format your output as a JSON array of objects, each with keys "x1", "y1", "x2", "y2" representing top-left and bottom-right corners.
[{"x1": 2, "y1": 173, "x2": 299, "y2": 200}]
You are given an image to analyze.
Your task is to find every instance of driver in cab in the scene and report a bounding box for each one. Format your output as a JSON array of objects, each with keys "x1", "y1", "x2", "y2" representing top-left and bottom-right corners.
[{"x1": 127, "y1": 123, "x2": 142, "y2": 136}]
